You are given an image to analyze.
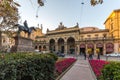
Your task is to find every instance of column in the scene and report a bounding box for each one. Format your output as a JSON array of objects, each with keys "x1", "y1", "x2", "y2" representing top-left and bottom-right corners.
[
  {"x1": 103, "y1": 43, "x2": 106, "y2": 55},
  {"x1": 114, "y1": 42, "x2": 119, "y2": 53},
  {"x1": 94, "y1": 44, "x2": 96, "y2": 55},
  {"x1": 76, "y1": 45, "x2": 80, "y2": 55},
  {"x1": 37, "y1": 45, "x2": 39, "y2": 50},
  {"x1": 46, "y1": 43, "x2": 49, "y2": 52},
  {"x1": 64, "y1": 42, "x2": 67, "y2": 54},
  {"x1": 55, "y1": 41, "x2": 58, "y2": 52},
  {"x1": 78, "y1": 45, "x2": 80, "y2": 55},
  {"x1": 86, "y1": 44, "x2": 88, "y2": 54}
]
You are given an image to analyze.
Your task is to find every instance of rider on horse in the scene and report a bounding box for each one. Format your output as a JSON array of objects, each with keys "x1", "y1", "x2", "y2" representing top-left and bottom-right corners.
[
  {"x1": 24, "y1": 20, "x2": 29, "y2": 31},
  {"x1": 15, "y1": 20, "x2": 36, "y2": 38}
]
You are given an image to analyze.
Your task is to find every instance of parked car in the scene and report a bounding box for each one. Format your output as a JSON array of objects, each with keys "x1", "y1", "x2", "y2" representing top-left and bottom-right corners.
[
  {"x1": 34, "y1": 49, "x2": 39, "y2": 52},
  {"x1": 106, "y1": 52, "x2": 120, "y2": 57},
  {"x1": 56, "y1": 51, "x2": 65, "y2": 57}
]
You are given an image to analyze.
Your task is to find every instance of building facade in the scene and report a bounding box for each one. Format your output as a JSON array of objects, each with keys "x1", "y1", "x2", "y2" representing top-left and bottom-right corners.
[
  {"x1": 1, "y1": 9, "x2": 120, "y2": 54},
  {"x1": 104, "y1": 9, "x2": 120, "y2": 52},
  {"x1": 34, "y1": 22, "x2": 115, "y2": 55},
  {"x1": 33, "y1": 9, "x2": 120, "y2": 55}
]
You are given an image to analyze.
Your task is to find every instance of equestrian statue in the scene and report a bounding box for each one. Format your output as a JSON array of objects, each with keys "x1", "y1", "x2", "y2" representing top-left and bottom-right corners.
[{"x1": 15, "y1": 20, "x2": 36, "y2": 38}]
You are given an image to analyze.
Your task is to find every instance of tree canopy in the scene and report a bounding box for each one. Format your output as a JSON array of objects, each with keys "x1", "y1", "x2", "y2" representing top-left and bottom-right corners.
[
  {"x1": 90, "y1": 0, "x2": 103, "y2": 6},
  {"x1": 0, "y1": 0, "x2": 103, "y2": 34},
  {"x1": 0, "y1": 0, "x2": 20, "y2": 32},
  {"x1": 37, "y1": 0, "x2": 103, "y2": 6}
]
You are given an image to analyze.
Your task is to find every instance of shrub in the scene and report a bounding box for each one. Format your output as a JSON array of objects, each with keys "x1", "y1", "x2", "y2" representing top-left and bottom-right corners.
[
  {"x1": 0, "y1": 52, "x2": 56, "y2": 80},
  {"x1": 47, "y1": 53, "x2": 58, "y2": 61},
  {"x1": 100, "y1": 61, "x2": 120, "y2": 80}
]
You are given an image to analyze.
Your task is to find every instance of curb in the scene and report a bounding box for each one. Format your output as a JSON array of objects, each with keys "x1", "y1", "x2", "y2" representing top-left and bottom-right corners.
[{"x1": 56, "y1": 60, "x2": 77, "y2": 80}]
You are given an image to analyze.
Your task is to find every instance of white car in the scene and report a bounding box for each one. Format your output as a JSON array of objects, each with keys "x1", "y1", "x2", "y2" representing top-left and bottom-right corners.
[
  {"x1": 34, "y1": 49, "x2": 39, "y2": 52},
  {"x1": 106, "y1": 53, "x2": 120, "y2": 57}
]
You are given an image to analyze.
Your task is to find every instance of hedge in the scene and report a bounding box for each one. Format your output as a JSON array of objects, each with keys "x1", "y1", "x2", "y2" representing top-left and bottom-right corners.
[
  {"x1": 0, "y1": 52, "x2": 57, "y2": 80},
  {"x1": 100, "y1": 61, "x2": 120, "y2": 80}
]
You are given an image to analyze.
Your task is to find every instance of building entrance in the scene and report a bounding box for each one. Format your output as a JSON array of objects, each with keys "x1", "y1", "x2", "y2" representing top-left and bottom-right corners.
[
  {"x1": 67, "y1": 37, "x2": 75, "y2": 54},
  {"x1": 80, "y1": 43, "x2": 86, "y2": 55},
  {"x1": 61, "y1": 46, "x2": 64, "y2": 53},
  {"x1": 96, "y1": 43, "x2": 104, "y2": 55},
  {"x1": 80, "y1": 48, "x2": 85, "y2": 55}
]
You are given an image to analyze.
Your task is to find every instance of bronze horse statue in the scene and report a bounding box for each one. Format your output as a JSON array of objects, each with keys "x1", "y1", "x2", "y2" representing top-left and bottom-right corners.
[{"x1": 15, "y1": 20, "x2": 36, "y2": 38}]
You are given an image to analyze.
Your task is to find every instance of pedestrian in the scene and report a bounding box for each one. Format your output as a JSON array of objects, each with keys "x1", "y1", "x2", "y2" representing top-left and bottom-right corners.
[
  {"x1": 88, "y1": 51, "x2": 91, "y2": 59},
  {"x1": 83, "y1": 52, "x2": 86, "y2": 60},
  {"x1": 88, "y1": 51, "x2": 93, "y2": 60},
  {"x1": 97, "y1": 52, "x2": 100, "y2": 59}
]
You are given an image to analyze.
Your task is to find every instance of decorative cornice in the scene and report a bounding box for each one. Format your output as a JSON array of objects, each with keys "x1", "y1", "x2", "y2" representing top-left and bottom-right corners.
[{"x1": 47, "y1": 27, "x2": 80, "y2": 35}]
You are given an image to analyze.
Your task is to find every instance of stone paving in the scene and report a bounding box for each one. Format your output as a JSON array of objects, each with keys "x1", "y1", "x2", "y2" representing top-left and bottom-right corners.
[
  {"x1": 60, "y1": 56, "x2": 96, "y2": 80},
  {"x1": 60, "y1": 55, "x2": 120, "y2": 80}
]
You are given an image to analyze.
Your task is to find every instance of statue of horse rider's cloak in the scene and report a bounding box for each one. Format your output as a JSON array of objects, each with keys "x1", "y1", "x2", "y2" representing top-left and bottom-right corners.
[{"x1": 23, "y1": 20, "x2": 29, "y2": 31}]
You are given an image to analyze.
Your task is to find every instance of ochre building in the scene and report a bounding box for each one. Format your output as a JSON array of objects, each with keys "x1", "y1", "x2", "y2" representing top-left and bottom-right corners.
[
  {"x1": 33, "y1": 9, "x2": 120, "y2": 55},
  {"x1": 34, "y1": 22, "x2": 114, "y2": 55},
  {"x1": 104, "y1": 9, "x2": 120, "y2": 53}
]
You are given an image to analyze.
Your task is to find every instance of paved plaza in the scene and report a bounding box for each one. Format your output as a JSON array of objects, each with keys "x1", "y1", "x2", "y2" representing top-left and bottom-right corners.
[{"x1": 59, "y1": 55, "x2": 120, "y2": 80}]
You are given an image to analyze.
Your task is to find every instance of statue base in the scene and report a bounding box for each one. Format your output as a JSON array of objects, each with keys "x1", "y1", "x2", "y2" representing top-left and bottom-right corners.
[{"x1": 11, "y1": 36, "x2": 34, "y2": 52}]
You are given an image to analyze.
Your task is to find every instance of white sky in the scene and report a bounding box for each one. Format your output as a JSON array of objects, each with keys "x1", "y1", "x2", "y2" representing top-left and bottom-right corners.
[{"x1": 17, "y1": 0, "x2": 120, "y2": 33}]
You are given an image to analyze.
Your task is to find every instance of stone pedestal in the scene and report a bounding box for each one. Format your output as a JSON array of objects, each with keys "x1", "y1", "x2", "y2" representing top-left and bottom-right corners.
[{"x1": 11, "y1": 36, "x2": 34, "y2": 52}]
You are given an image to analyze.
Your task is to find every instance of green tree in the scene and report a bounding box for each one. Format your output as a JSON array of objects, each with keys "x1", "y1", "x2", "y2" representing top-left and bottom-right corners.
[
  {"x1": 38, "y1": 0, "x2": 44, "y2": 6},
  {"x1": 91, "y1": 0, "x2": 103, "y2": 6},
  {"x1": 0, "y1": 0, "x2": 20, "y2": 32},
  {"x1": 37, "y1": 0, "x2": 103, "y2": 6},
  {"x1": 0, "y1": 0, "x2": 103, "y2": 35}
]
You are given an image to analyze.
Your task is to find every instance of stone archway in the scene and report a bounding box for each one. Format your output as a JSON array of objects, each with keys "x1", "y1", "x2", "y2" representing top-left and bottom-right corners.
[
  {"x1": 87, "y1": 43, "x2": 94, "y2": 54},
  {"x1": 39, "y1": 46, "x2": 41, "y2": 52},
  {"x1": 80, "y1": 43, "x2": 86, "y2": 55},
  {"x1": 67, "y1": 37, "x2": 75, "y2": 54},
  {"x1": 106, "y1": 42, "x2": 114, "y2": 54},
  {"x1": 49, "y1": 39, "x2": 55, "y2": 52},
  {"x1": 96, "y1": 43, "x2": 103, "y2": 55},
  {"x1": 58, "y1": 38, "x2": 64, "y2": 53},
  {"x1": 43, "y1": 45, "x2": 46, "y2": 51},
  {"x1": 35, "y1": 46, "x2": 37, "y2": 49}
]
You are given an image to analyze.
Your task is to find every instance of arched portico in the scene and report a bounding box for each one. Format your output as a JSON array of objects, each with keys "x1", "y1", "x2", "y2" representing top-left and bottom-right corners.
[
  {"x1": 67, "y1": 37, "x2": 75, "y2": 54},
  {"x1": 80, "y1": 43, "x2": 86, "y2": 55},
  {"x1": 58, "y1": 38, "x2": 64, "y2": 53},
  {"x1": 43, "y1": 45, "x2": 46, "y2": 51},
  {"x1": 96, "y1": 42, "x2": 103, "y2": 55},
  {"x1": 106, "y1": 42, "x2": 114, "y2": 54},
  {"x1": 35, "y1": 46, "x2": 37, "y2": 49},
  {"x1": 39, "y1": 46, "x2": 41, "y2": 52},
  {"x1": 87, "y1": 43, "x2": 94, "y2": 54},
  {"x1": 49, "y1": 39, "x2": 55, "y2": 52}
]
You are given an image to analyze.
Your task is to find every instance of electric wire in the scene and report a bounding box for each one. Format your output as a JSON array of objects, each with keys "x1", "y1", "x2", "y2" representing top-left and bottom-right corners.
[{"x1": 80, "y1": 0, "x2": 84, "y2": 26}]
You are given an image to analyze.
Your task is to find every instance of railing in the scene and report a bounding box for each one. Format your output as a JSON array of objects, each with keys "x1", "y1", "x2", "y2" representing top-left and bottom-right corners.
[{"x1": 80, "y1": 37, "x2": 114, "y2": 41}]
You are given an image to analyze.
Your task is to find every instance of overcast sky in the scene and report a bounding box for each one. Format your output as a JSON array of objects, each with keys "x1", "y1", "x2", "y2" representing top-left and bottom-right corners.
[{"x1": 17, "y1": 0, "x2": 120, "y2": 33}]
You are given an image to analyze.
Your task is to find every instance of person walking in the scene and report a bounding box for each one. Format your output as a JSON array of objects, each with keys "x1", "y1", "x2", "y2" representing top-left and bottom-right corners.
[
  {"x1": 83, "y1": 52, "x2": 86, "y2": 60},
  {"x1": 88, "y1": 51, "x2": 93, "y2": 60},
  {"x1": 97, "y1": 52, "x2": 100, "y2": 59}
]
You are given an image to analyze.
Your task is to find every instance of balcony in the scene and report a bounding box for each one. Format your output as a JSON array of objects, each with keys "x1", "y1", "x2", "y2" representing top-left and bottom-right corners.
[{"x1": 80, "y1": 37, "x2": 114, "y2": 42}]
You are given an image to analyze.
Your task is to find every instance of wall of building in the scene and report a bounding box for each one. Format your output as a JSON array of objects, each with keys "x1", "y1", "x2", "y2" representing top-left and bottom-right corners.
[
  {"x1": 104, "y1": 9, "x2": 120, "y2": 52},
  {"x1": 104, "y1": 9, "x2": 120, "y2": 39}
]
